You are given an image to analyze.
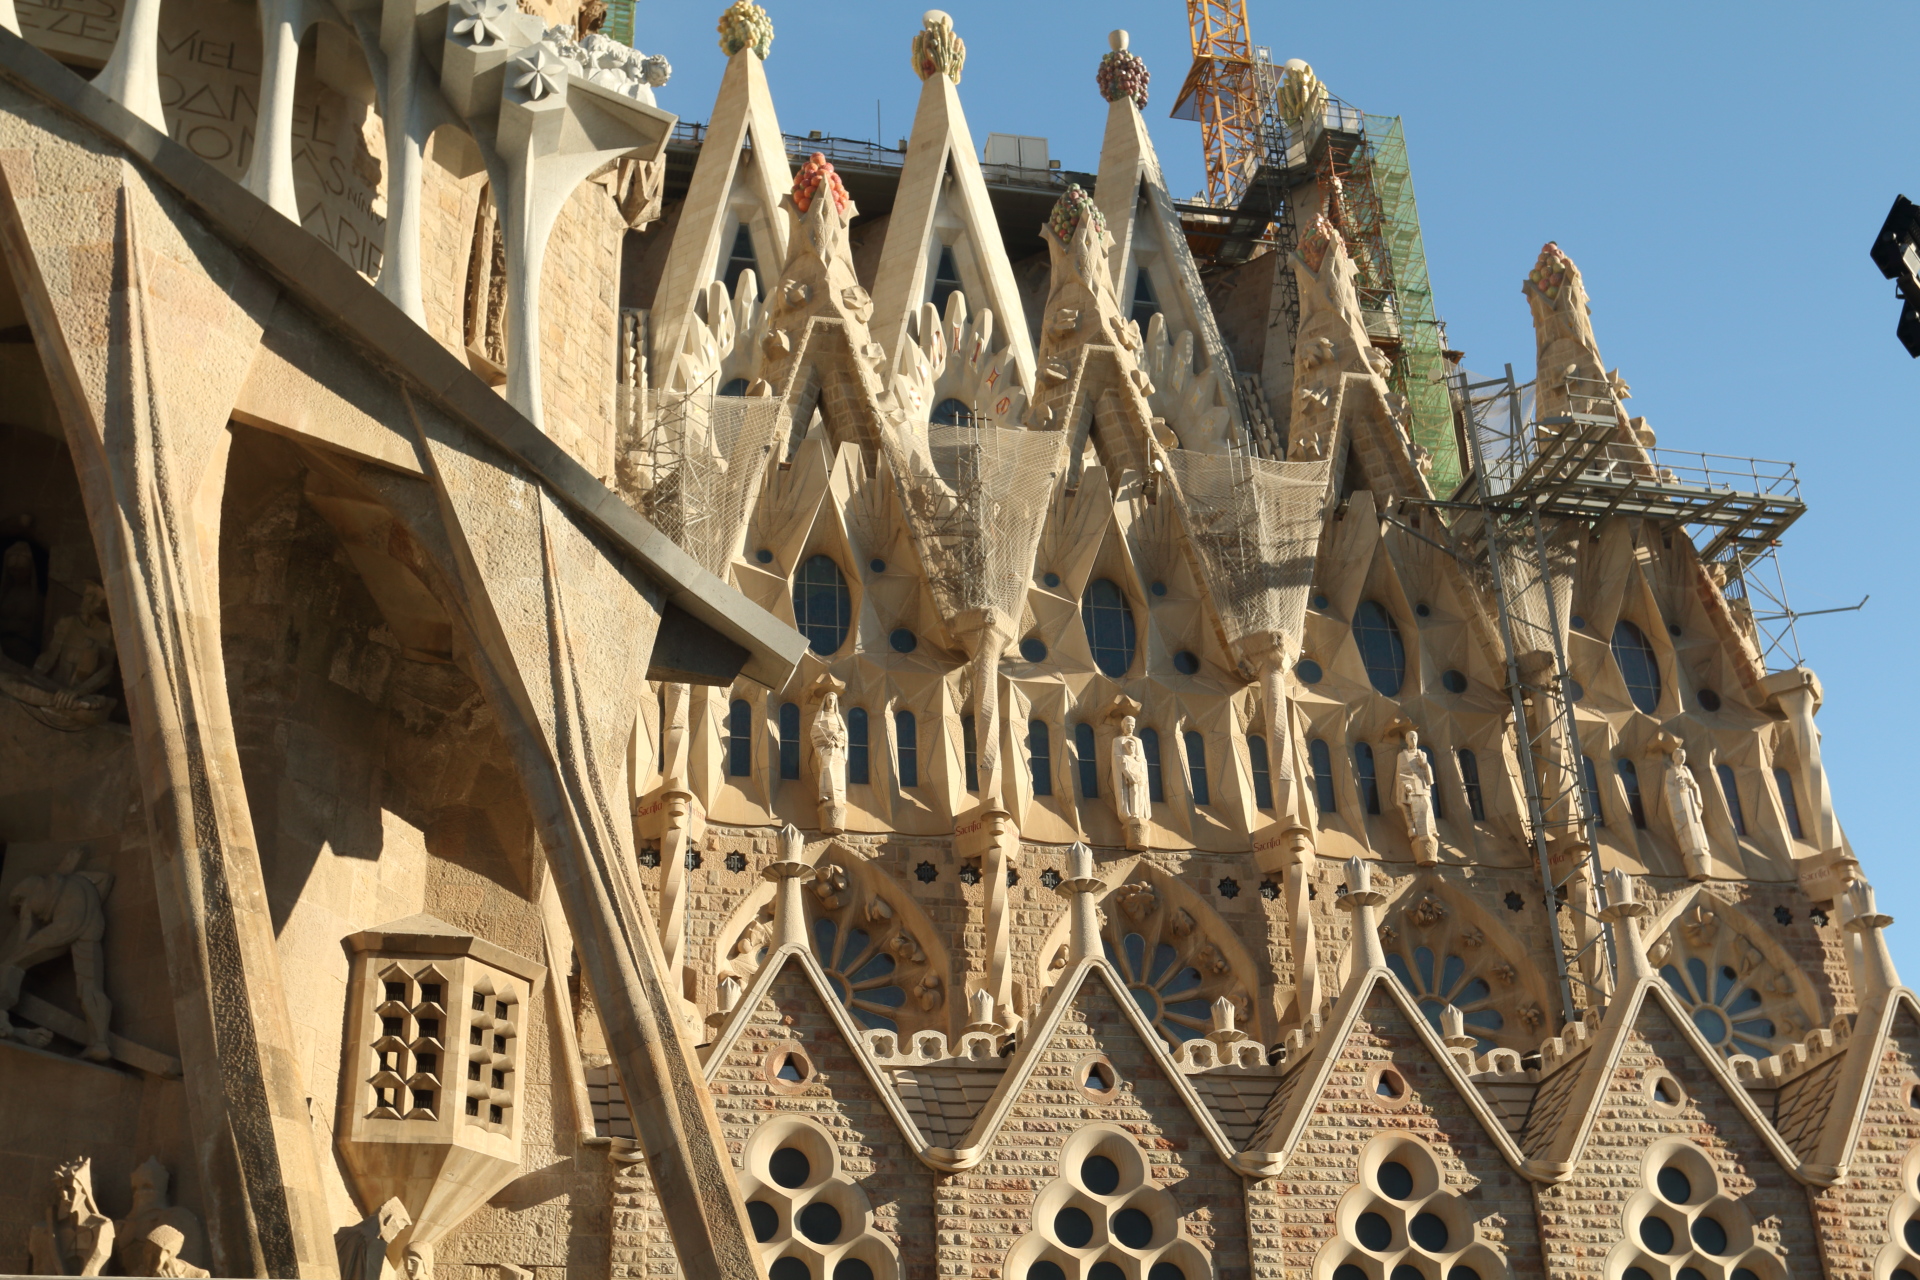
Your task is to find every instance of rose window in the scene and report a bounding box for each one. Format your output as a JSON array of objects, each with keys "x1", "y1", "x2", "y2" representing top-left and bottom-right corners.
[
  {"x1": 1097, "y1": 880, "x2": 1247, "y2": 1047},
  {"x1": 1649, "y1": 900, "x2": 1810, "y2": 1059},
  {"x1": 1377, "y1": 895, "x2": 1546, "y2": 1054},
  {"x1": 1384, "y1": 946, "x2": 1502, "y2": 1051},
  {"x1": 1609, "y1": 1141, "x2": 1782, "y2": 1280},
  {"x1": 812, "y1": 915, "x2": 908, "y2": 1031}
]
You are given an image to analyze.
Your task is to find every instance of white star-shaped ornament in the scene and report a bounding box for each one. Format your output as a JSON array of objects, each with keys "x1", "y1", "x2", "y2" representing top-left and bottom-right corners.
[
  {"x1": 512, "y1": 45, "x2": 568, "y2": 100},
  {"x1": 451, "y1": 0, "x2": 511, "y2": 48}
]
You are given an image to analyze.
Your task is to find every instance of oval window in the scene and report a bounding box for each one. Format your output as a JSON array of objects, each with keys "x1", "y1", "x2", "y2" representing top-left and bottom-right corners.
[
  {"x1": 1081, "y1": 579, "x2": 1137, "y2": 678},
  {"x1": 1611, "y1": 619, "x2": 1661, "y2": 713},
  {"x1": 793, "y1": 555, "x2": 851, "y2": 655},
  {"x1": 1353, "y1": 601, "x2": 1406, "y2": 696}
]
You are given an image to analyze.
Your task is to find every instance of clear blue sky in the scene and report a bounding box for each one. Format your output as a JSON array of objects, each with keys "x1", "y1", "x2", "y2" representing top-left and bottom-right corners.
[{"x1": 640, "y1": 2, "x2": 1920, "y2": 976}]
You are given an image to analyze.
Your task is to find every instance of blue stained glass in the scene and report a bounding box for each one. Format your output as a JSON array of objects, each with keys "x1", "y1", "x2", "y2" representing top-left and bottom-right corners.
[
  {"x1": 1162, "y1": 967, "x2": 1202, "y2": 996},
  {"x1": 1733, "y1": 1018, "x2": 1775, "y2": 1040},
  {"x1": 1356, "y1": 742, "x2": 1380, "y2": 814},
  {"x1": 1726, "y1": 987, "x2": 1763, "y2": 1014},
  {"x1": 813, "y1": 918, "x2": 837, "y2": 956},
  {"x1": 727, "y1": 699, "x2": 753, "y2": 777},
  {"x1": 1132, "y1": 987, "x2": 1158, "y2": 1019},
  {"x1": 1775, "y1": 767, "x2": 1804, "y2": 839},
  {"x1": 862, "y1": 986, "x2": 906, "y2": 1008},
  {"x1": 792, "y1": 555, "x2": 851, "y2": 655},
  {"x1": 1717, "y1": 764, "x2": 1747, "y2": 837},
  {"x1": 1310, "y1": 739, "x2": 1336, "y2": 813},
  {"x1": 850, "y1": 954, "x2": 895, "y2": 983},
  {"x1": 1694, "y1": 1008, "x2": 1728, "y2": 1043},
  {"x1": 1165, "y1": 1000, "x2": 1212, "y2": 1023},
  {"x1": 1123, "y1": 934, "x2": 1147, "y2": 977},
  {"x1": 1141, "y1": 728, "x2": 1164, "y2": 801},
  {"x1": 1440, "y1": 954, "x2": 1465, "y2": 993},
  {"x1": 1075, "y1": 723, "x2": 1099, "y2": 798},
  {"x1": 1353, "y1": 601, "x2": 1406, "y2": 695},
  {"x1": 1459, "y1": 978, "x2": 1491, "y2": 1004},
  {"x1": 1464, "y1": 1009, "x2": 1503, "y2": 1029},
  {"x1": 1612, "y1": 619, "x2": 1662, "y2": 712},
  {"x1": 1386, "y1": 953, "x2": 1413, "y2": 987},
  {"x1": 1686, "y1": 957, "x2": 1710, "y2": 997},
  {"x1": 895, "y1": 710, "x2": 918, "y2": 787},
  {"x1": 853, "y1": 1010, "x2": 897, "y2": 1031},
  {"x1": 1081, "y1": 579, "x2": 1137, "y2": 678},
  {"x1": 1248, "y1": 735, "x2": 1273, "y2": 810},
  {"x1": 1028, "y1": 720, "x2": 1053, "y2": 796},
  {"x1": 1183, "y1": 730, "x2": 1210, "y2": 805},
  {"x1": 1150, "y1": 943, "x2": 1177, "y2": 983},
  {"x1": 1414, "y1": 946, "x2": 1435, "y2": 990},
  {"x1": 847, "y1": 708, "x2": 869, "y2": 785}
]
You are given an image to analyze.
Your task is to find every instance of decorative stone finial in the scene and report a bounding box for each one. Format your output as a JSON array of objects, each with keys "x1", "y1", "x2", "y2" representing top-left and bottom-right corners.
[
  {"x1": 1206, "y1": 995, "x2": 1243, "y2": 1047},
  {"x1": 1338, "y1": 856, "x2": 1388, "y2": 973},
  {"x1": 1097, "y1": 40, "x2": 1149, "y2": 109},
  {"x1": 717, "y1": 975, "x2": 742, "y2": 1013},
  {"x1": 912, "y1": 10, "x2": 965, "y2": 83},
  {"x1": 1274, "y1": 59, "x2": 1326, "y2": 129},
  {"x1": 1047, "y1": 184, "x2": 1106, "y2": 245},
  {"x1": 763, "y1": 823, "x2": 815, "y2": 952},
  {"x1": 1598, "y1": 867, "x2": 1655, "y2": 985},
  {"x1": 963, "y1": 987, "x2": 1003, "y2": 1037},
  {"x1": 1843, "y1": 879, "x2": 1901, "y2": 1003},
  {"x1": 1525, "y1": 242, "x2": 1574, "y2": 301},
  {"x1": 1440, "y1": 1003, "x2": 1477, "y2": 1051},
  {"x1": 717, "y1": 0, "x2": 773, "y2": 59},
  {"x1": 792, "y1": 152, "x2": 849, "y2": 217},
  {"x1": 1056, "y1": 842, "x2": 1104, "y2": 963}
]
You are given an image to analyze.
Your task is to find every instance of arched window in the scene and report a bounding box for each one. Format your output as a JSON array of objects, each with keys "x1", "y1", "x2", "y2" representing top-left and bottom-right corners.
[
  {"x1": 1129, "y1": 266, "x2": 1159, "y2": 329},
  {"x1": 1611, "y1": 619, "x2": 1662, "y2": 713},
  {"x1": 1618, "y1": 758, "x2": 1647, "y2": 828},
  {"x1": 1139, "y1": 727, "x2": 1164, "y2": 802},
  {"x1": 727, "y1": 699, "x2": 753, "y2": 777},
  {"x1": 1183, "y1": 730, "x2": 1209, "y2": 806},
  {"x1": 930, "y1": 244, "x2": 963, "y2": 313},
  {"x1": 1354, "y1": 742, "x2": 1380, "y2": 814},
  {"x1": 1457, "y1": 748, "x2": 1485, "y2": 820},
  {"x1": 1774, "y1": 767, "x2": 1804, "y2": 839},
  {"x1": 962, "y1": 714, "x2": 979, "y2": 792},
  {"x1": 1418, "y1": 743, "x2": 1442, "y2": 819},
  {"x1": 1717, "y1": 764, "x2": 1747, "y2": 837},
  {"x1": 1028, "y1": 721, "x2": 1052, "y2": 796},
  {"x1": 1580, "y1": 755, "x2": 1603, "y2": 828},
  {"x1": 894, "y1": 710, "x2": 918, "y2": 787},
  {"x1": 778, "y1": 703, "x2": 801, "y2": 780},
  {"x1": 720, "y1": 223, "x2": 760, "y2": 297},
  {"x1": 847, "y1": 707, "x2": 869, "y2": 786},
  {"x1": 931, "y1": 397, "x2": 973, "y2": 427},
  {"x1": 1081, "y1": 579, "x2": 1137, "y2": 678},
  {"x1": 1074, "y1": 723, "x2": 1099, "y2": 798},
  {"x1": 1309, "y1": 739, "x2": 1336, "y2": 813},
  {"x1": 792, "y1": 555, "x2": 851, "y2": 655},
  {"x1": 1352, "y1": 601, "x2": 1405, "y2": 696},
  {"x1": 1248, "y1": 734, "x2": 1273, "y2": 810},
  {"x1": 718, "y1": 377, "x2": 750, "y2": 396}
]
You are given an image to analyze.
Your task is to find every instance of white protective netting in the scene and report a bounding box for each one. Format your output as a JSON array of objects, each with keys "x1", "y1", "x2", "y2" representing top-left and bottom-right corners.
[
  {"x1": 1162, "y1": 451, "x2": 1332, "y2": 652},
  {"x1": 632, "y1": 392, "x2": 787, "y2": 577},
  {"x1": 912, "y1": 426, "x2": 1066, "y2": 621}
]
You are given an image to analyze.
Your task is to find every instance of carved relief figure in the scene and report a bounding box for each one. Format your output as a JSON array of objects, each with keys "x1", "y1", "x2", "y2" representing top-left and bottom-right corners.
[
  {"x1": 2, "y1": 847, "x2": 114, "y2": 1060},
  {"x1": 28, "y1": 1157, "x2": 114, "y2": 1276},
  {"x1": 2, "y1": 580, "x2": 116, "y2": 728},
  {"x1": 334, "y1": 1198, "x2": 411, "y2": 1280},
  {"x1": 1394, "y1": 731, "x2": 1439, "y2": 865},
  {"x1": 811, "y1": 689, "x2": 848, "y2": 832},
  {"x1": 113, "y1": 1159, "x2": 207, "y2": 1278},
  {"x1": 1664, "y1": 748, "x2": 1712, "y2": 880},
  {"x1": 121, "y1": 1225, "x2": 207, "y2": 1279},
  {"x1": 1110, "y1": 716, "x2": 1152, "y2": 849}
]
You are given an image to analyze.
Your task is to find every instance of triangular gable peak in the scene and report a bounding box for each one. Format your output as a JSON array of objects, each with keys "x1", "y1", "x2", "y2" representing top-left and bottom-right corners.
[
  {"x1": 869, "y1": 14, "x2": 1036, "y2": 396},
  {"x1": 651, "y1": 43, "x2": 794, "y2": 391},
  {"x1": 1804, "y1": 990, "x2": 1920, "y2": 1273},
  {"x1": 1091, "y1": 47, "x2": 1244, "y2": 455},
  {"x1": 1526, "y1": 980, "x2": 1818, "y2": 1275}
]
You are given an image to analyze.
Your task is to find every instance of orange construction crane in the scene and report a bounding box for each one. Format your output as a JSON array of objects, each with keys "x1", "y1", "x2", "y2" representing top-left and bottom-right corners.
[{"x1": 1170, "y1": 0, "x2": 1266, "y2": 207}]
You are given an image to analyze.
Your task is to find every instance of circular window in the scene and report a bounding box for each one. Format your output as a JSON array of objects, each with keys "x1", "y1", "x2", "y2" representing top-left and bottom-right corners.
[
  {"x1": 1081, "y1": 579, "x2": 1137, "y2": 678},
  {"x1": 797, "y1": 1202, "x2": 842, "y2": 1244},
  {"x1": 834, "y1": 1261, "x2": 874, "y2": 1280},
  {"x1": 1148, "y1": 1265, "x2": 1185, "y2": 1280},
  {"x1": 1313, "y1": 594, "x2": 1330, "y2": 610},
  {"x1": 1408, "y1": 1213, "x2": 1448, "y2": 1252},
  {"x1": 1656, "y1": 1165, "x2": 1692, "y2": 1204},
  {"x1": 1150, "y1": 581, "x2": 1168, "y2": 597},
  {"x1": 1415, "y1": 602, "x2": 1431, "y2": 617},
  {"x1": 1570, "y1": 614, "x2": 1587, "y2": 630},
  {"x1": 1697, "y1": 687, "x2": 1722, "y2": 712},
  {"x1": 1907, "y1": 1218, "x2": 1920, "y2": 1252},
  {"x1": 1690, "y1": 1215, "x2": 1727, "y2": 1255},
  {"x1": 770, "y1": 1258, "x2": 809, "y2": 1280},
  {"x1": 1649, "y1": 1072, "x2": 1685, "y2": 1111},
  {"x1": 889, "y1": 628, "x2": 917, "y2": 654},
  {"x1": 931, "y1": 397, "x2": 972, "y2": 426},
  {"x1": 1368, "y1": 1065, "x2": 1409, "y2": 1104},
  {"x1": 1376, "y1": 1160, "x2": 1414, "y2": 1200},
  {"x1": 768, "y1": 1147, "x2": 811, "y2": 1189},
  {"x1": 1612, "y1": 620, "x2": 1662, "y2": 713},
  {"x1": 1028, "y1": 1265, "x2": 1066, "y2": 1280},
  {"x1": 1172, "y1": 650, "x2": 1200, "y2": 675},
  {"x1": 1677, "y1": 1270, "x2": 1706, "y2": 1280},
  {"x1": 747, "y1": 1200, "x2": 779, "y2": 1242},
  {"x1": 1909, "y1": 1084, "x2": 1920, "y2": 1110},
  {"x1": 1054, "y1": 1206, "x2": 1093, "y2": 1248},
  {"x1": 1044, "y1": 572, "x2": 1062, "y2": 588},
  {"x1": 1020, "y1": 636, "x2": 1048, "y2": 663},
  {"x1": 1111, "y1": 1207, "x2": 1154, "y2": 1249},
  {"x1": 1089, "y1": 1265, "x2": 1123, "y2": 1280},
  {"x1": 793, "y1": 555, "x2": 851, "y2": 655},
  {"x1": 1082, "y1": 1058, "x2": 1117, "y2": 1097},
  {"x1": 756, "y1": 548, "x2": 775, "y2": 564},
  {"x1": 869, "y1": 558, "x2": 886, "y2": 574},
  {"x1": 1623, "y1": 1270, "x2": 1653, "y2": 1280},
  {"x1": 1449, "y1": 1270, "x2": 1482, "y2": 1280},
  {"x1": 1355, "y1": 1211, "x2": 1392, "y2": 1251},
  {"x1": 1441, "y1": 669, "x2": 1468, "y2": 694},
  {"x1": 1353, "y1": 600, "x2": 1406, "y2": 696},
  {"x1": 1081, "y1": 1155, "x2": 1120, "y2": 1195},
  {"x1": 1639, "y1": 1214, "x2": 1676, "y2": 1253},
  {"x1": 1296, "y1": 657, "x2": 1323, "y2": 684},
  {"x1": 1669, "y1": 622, "x2": 1683, "y2": 637},
  {"x1": 1565, "y1": 678, "x2": 1584, "y2": 702}
]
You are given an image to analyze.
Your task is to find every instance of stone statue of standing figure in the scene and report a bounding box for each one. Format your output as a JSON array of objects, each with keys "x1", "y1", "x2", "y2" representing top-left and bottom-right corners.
[
  {"x1": 811, "y1": 685, "x2": 847, "y2": 833},
  {"x1": 28, "y1": 1156, "x2": 113, "y2": 1276},
  {"x1": 1664, "y1": 747, "x2": 1712, "y2": 880},
  {"x1": 2, "y1": 846, "x2": 114, "y2": 1060},
  {"x1": 1394, "y1": 730, "x2": 1439, "y2": 865},
  {"x1": 1110, "y1": 715, "x2": 1151, "y2": 851}
]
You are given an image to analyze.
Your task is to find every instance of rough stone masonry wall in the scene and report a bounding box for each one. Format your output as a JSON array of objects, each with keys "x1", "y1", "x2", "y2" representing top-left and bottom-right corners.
[{"x1": 1809, "y1": 1006, "x2": 1920, "y2": 1280}]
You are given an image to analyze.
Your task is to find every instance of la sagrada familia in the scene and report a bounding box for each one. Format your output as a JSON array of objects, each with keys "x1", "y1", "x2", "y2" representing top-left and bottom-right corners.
[{"x1": 0, "y1": 0, "x2": 1904, "y2": 1276}]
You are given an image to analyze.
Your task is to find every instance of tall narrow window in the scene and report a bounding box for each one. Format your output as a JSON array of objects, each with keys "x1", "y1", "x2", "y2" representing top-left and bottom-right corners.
[
  {"x1": 1081, "y1": 579, "x2": 1137, "y2": 678},
  {"x1": 657, "y1": 688, "x2": 667, "y2": 772},
  {"x1": 847, "y1": 708, "x2": 870, "y2": 786},
  {"x1": 1774, "y1": 767, "x2": 1804, "y2": 839},
  {"x1": 778, "y1": 703, "x2": 800, "y2": 780},
  {"x1": 1611, "y1": 620, "x2": 1662, "y2": 713},
  {"x1": 1075, "y1": 723, "x2": 1099, "y2": 798},
  {"x1": 962, "y1": 714, "x2": 978, "y2": 792},
  {"x1": 721, "y1": 223, "x2": 760, "y2": 296},
  {"x1": 1717, "y1": 763, "x2": 1747, "y2": 837},
  {"x1": 1129, "y1": 266, "x2": 1159, "y2": 330},
  {"x1": 1248, "y1": 734, "x2": 1273, "y2": 810},
  {"x1": 1618, "y1": 758, "x2": 1647, "y2": 828},
  {"x1": 895, "y1": 710, "x2": 918, "y2": 787},
  {"x1": 792, "y1": 555, "x2": 851, "y2": 655},
  {"x1": 1418, "y1": 743, "x2": 1443, "y2": 820},
  {"x1": 1352, "y1": 601, "x2": 1406, "y2": 696},
  {"x1": 1309, "y1": 739, "x2": 1336, "y2": 813},
  {"x1": 930, "y1": 245, "x2": 963, "y2": 314},
  {"x1": 1580, "y1": 755, "x2": 1603, "y2": 828},
  {"x1": 1028, "y1": 721, "x2": 1053, "y2": 796},
  {"x1": 727, "y1": 699, "x2": 752, "y2": 777},
  {"x1": 1140, "y1": 727, "x2": 1164, "y2": 802},
  {"x1": 1355, "y1": 742, "x2": 1380, "y2": 814},
  {"x1": 1458, "y1": 748, "x2": 1485, "y2": 820},
  {"x1": 1183, "y1": 730, "x2": 1210, "y2": 806}
]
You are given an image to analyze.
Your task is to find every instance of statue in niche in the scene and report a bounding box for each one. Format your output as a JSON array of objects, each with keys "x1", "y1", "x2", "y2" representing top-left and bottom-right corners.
[
  {"x1": 1664, "y1": 748, "x2": 1712, "y2": 880},
  {"x1": 0, "y1": 540, "x2": 43, "y2": 664},
  {"x1": 2, "y1": 846, "x2": 114, "y2": 1060},
  {"x1": 114, "y1": 1158, "x2": 207, "y2": 1278},
  {"x1": 1394, "y1": 731, "x2": 1440, "y2": 865},
  {"x1": 335, "y1": 1198, "x2": 411, "y2": 1280},
  {"x1": 28, "y1": 1156, "x2": 114, "y2": 1276},
  {"x1": 1109, "y1": 716, "x2": 1151, "y2": 851},
  {"x1": 0, "y1": 580, "x2": 116, "y2": 729},
  {"x1": 810, "y1": 684, "x2": 847, "y2": 833}
]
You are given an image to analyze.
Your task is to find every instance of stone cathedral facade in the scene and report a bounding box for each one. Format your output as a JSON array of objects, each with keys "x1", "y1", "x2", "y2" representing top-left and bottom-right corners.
[{"x1": 0, "y1": 0, "x2": 1907, "y2": 1278}]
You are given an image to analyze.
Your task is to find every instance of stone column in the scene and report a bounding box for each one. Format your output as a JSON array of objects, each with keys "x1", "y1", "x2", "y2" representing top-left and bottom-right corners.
[
  {"x1": 1054, "y1": 842, "x2": 1104, "y2": 964},
  {"x1": 1598, "y1": 868, "x2": 1653, "y2": 986},
  {"x1": 1337, "y1": 856, "x2": 1388, "y2": 976},
  {"x1": 1844, "y1": 880, "x2": 1900, "y2": 1006}
]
